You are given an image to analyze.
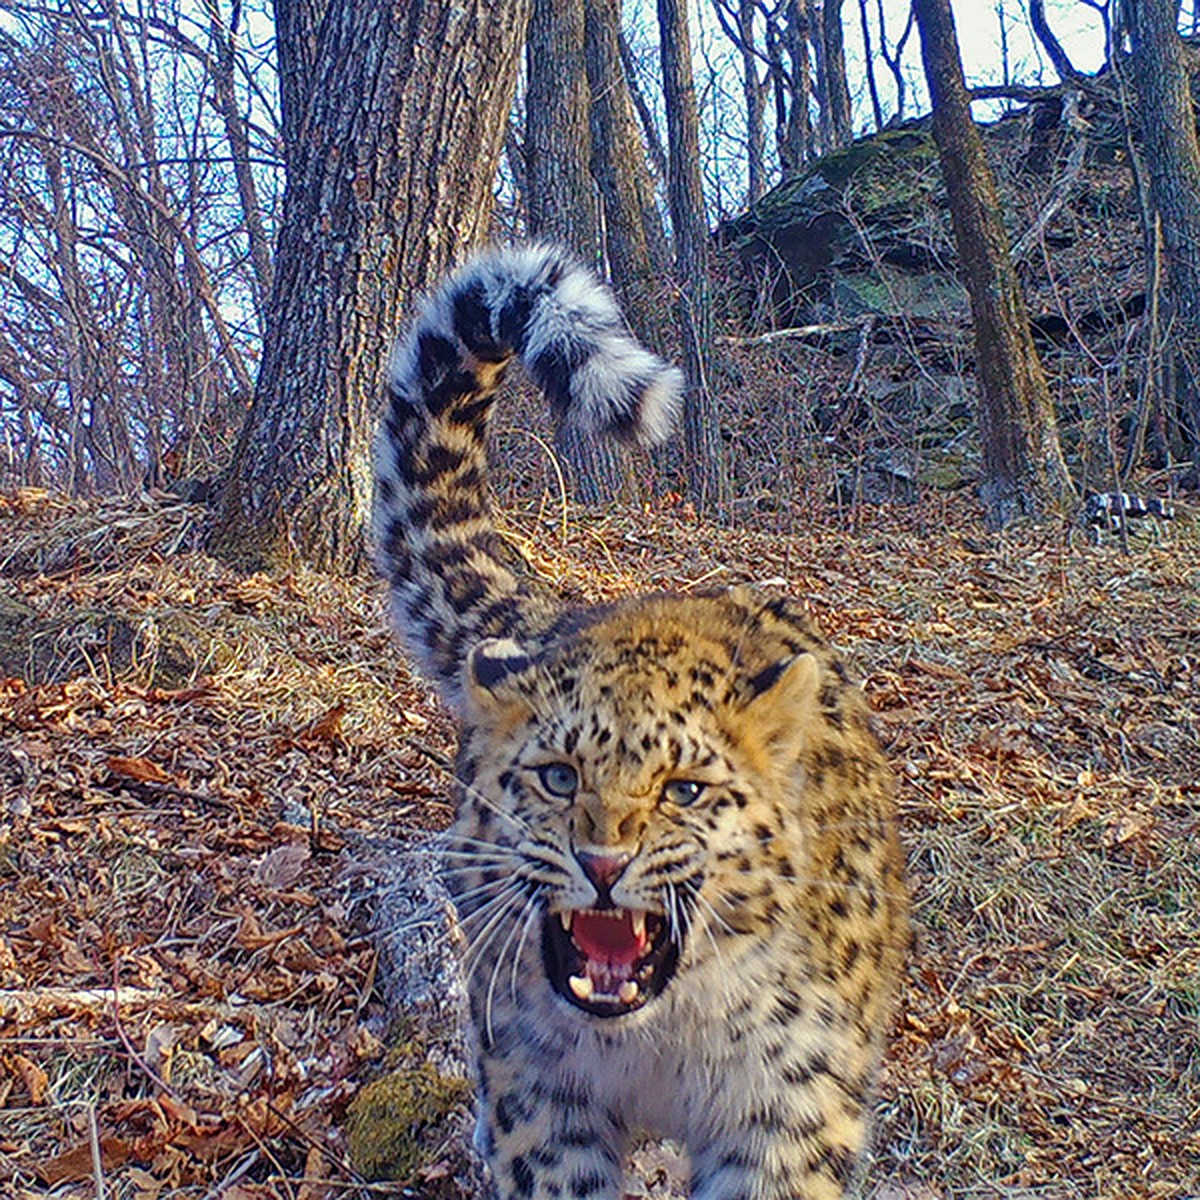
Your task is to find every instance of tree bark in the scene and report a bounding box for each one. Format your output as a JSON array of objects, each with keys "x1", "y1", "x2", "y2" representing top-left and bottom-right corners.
[
  {"x1": 658, "y1": 0, "x2": 731, "y2": 515},
  {"x1": 857, "y1": 0, "x2": 885, "y2": 130},
  {"x1": 206, "y1": 0, "x2": 531, "y2": 572},
  {"x1": 1124, "y1": 0, "x2": 1200, "y2": 485},
  {"x1": 819, "y1": 0, "x2": 853, "y2": 150},
  {"x1": 584, "y1": 0, "x2": 666, "y2": 341},
  {"x1": 526, "y1": 0, "x2": 631, "y2": 504},
  {"x1": 774, "y1": 0, "x2": 812, "y2": 174},
  {"x1": 913, "y1": 0, "x2": 1074, "y2": 527}
]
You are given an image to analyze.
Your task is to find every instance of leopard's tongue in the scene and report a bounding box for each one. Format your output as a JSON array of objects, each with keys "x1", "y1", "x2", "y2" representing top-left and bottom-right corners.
[{"x1": 571, "y1": 909, "x2": 647, "y2": 965}]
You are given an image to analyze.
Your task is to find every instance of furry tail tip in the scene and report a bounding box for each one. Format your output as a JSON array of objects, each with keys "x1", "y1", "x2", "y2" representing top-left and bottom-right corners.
[{"x1": 397, "y1": 243, "x2": 684, "y2": 447}]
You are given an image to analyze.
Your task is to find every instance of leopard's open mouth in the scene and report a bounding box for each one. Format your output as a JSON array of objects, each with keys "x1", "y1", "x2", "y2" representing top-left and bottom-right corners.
[{"x1": 542, "y1": 906, "x2": 679, "y2": 1017}]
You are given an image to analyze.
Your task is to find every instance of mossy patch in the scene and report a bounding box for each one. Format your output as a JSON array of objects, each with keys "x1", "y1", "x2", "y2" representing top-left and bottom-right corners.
[
  {"x1": 344, "y1": 1041, "x2": 472, "y2": 1182},
  {"x1": 0, "y1": 588, "x2": 207, "y2": 688}
]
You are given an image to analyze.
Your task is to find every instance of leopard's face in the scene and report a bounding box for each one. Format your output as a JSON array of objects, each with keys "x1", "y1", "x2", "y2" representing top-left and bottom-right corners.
[{"x1": 450, "y1": 607, "x2": 827, "y2": 1021}]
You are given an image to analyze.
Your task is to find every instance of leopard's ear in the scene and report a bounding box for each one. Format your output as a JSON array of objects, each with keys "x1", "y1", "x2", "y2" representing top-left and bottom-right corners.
[
  {"x1": 735, "y1": 652, "x2": 822, "y2": 762},
  {"x1": 464, "y1": 638, "x2": 535, "y2": 718}
]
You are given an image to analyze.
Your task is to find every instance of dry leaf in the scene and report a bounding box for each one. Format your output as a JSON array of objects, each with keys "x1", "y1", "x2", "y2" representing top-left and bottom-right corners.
[
  {"x1": 107, "y1": 755, "x2": 174, "y2": 785},
  {"x1": 254, "y1": 843, "x2": 311, "y2": 890},
  {"x1": 301, "y1": 702, "x2": 346, "y2": 743},
  {"x1": 8, "y1": 1052, "x2": 48, "y2": 1103},
  {"x1": 127, "y1": 1165, "x2": 166, "y2": 1200},
  {"x1": 38, "y1": 1138, "x2": 133, "y2": 1184}
]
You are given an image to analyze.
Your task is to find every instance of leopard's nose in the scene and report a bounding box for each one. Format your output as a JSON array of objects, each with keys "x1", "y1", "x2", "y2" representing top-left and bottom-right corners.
[{"x1": 574, "y1": 850, "x2": 631, "y2": 901}]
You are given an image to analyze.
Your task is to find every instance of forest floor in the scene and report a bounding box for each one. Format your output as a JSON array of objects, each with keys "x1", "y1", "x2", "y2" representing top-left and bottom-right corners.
[{"x1": 1, "y1": 485, "x2": 1198, "y2": 1200}]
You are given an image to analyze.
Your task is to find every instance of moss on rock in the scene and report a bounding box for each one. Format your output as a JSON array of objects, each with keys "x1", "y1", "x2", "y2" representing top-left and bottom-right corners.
[{"x1": 345, "y1": 1042, "x2": 472, "y2": 1183}]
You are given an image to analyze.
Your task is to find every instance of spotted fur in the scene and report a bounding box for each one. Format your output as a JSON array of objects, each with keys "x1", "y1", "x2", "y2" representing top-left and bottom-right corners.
[{"x1": 374, "y1": 245, "x2": 907, "y2": 1200}]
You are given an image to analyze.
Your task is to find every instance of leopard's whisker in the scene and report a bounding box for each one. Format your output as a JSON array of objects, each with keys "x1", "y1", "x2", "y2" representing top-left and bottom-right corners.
[
  {"x1": 486, "y1": 886, "x2": 544, "y2": 1047},
  {"x1": 509, "y1": 889, "x2": 544, "y2": 1004},
  {"x1": 436, "y1": 833, "x2": 529, "y2": 852},
  {"x1": 455, "y1": 887, "x2": 527, "y2": 952},
  {"x1": 411, "y1": 759, "x2": 535, "y2": 837},
  {"x1": 693, "y1": 889, "x2": 736, "y2": 951},
  {"x1": 448, "y1": 874, "x2": 519, "y2": 908},
  {"x1": 664, "y1": 881, "x2": 684, "y2": 952},
  {"x1": 460, "y1": 885, "x2": 529, "y2": 982}
]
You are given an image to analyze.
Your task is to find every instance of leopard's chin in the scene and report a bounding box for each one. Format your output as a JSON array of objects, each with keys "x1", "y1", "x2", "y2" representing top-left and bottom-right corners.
[{"x1": 541, "y1": 905, "x2": 680, "y2": 1017}]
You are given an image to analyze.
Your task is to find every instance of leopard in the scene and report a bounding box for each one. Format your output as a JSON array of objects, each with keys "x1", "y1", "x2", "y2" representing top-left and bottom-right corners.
[{"x1": 373, "y1": 244, "x2": 908, "y2": 1200}]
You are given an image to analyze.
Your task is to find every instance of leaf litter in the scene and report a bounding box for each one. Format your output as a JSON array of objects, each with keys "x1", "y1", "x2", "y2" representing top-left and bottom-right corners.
[{"x1": 1, "y1": 486, "x2": 1198, "y2": 1199}]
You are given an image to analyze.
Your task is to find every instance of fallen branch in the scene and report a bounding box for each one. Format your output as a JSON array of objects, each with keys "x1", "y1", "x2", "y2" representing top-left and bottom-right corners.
[
  {"x1": 717, "y1": 318, "x2": 874, "y2": 346},
  {"x1": 1011, "y1": 91, "x2": 1090, "y2": 264}
]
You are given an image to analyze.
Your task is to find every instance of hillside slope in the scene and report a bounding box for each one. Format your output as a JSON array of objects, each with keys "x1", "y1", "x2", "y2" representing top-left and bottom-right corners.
[{"x1": 1, "y1": 487, "x2": 1197, "y2": 1198}]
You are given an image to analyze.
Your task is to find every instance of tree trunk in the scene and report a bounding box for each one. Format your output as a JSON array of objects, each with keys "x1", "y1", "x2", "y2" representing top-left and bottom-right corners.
[
  {"x1": 206, "y1": 0, "x2": 531, "y2": 572},
  {"x1": 206, "y1": 4, "x2": 274, "y2": 319},
  {"x1": 913, "y1": 0, "x2": 1074, "y2": 527},
  {"x1": 658, "y1": 0, "x2": 730, "y2": 515},
  {"x1": 819, "y1": 0, "x2": 853, "y2": 150},
  {"x1": 741, "y1": 1, "x2": 769, "y2": 203},
  {"x1": 618, "y1": 30, "x2": 672, "y2": 267},
  {"x1": 857, "y1": 0, "x2": 885, "y2": 131},
  {"x1": 877, "y1": 0, "x2": 915, "y2": 121},
  {"x1": 1125, "y1": 0, "x2": 1200, "y2": 486},
  {"x1": 619, "y1": 33, "x2": 668, "y2": 181},
  {"x1": 774, "y1": 0, "x2": 812, "y2": 175},
  {"x1": 1029, "y1": 0, "x2": 1081, "y2": 82},
  {"x1": 714, "y1": 0, "x2": 769, "y2": 203},
  {"x1": 584, "y1": 0, "x2": 665, "y2": 343},
  {"x1": 526, "y1": 0, "x2": 632, "y2": 504}
]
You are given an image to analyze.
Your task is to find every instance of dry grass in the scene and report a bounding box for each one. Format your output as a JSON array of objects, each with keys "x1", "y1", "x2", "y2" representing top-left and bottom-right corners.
[{"x1": 1, "y1": 484, "x2": 1198, "y2": 1199}]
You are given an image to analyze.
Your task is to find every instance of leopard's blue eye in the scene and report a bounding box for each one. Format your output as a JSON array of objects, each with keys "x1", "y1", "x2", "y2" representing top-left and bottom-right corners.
[
  {"x1": 537, "y1": 762, "x2": 578, "y2": 797},
  {"x1": 662, "y1": 780, "x2": 705, "y2": 807}
]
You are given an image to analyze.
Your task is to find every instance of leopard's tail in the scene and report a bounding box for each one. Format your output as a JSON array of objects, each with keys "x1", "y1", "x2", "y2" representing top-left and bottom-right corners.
[{"x1": 373, "y1": 243, "x2": 682, "y2": 704}]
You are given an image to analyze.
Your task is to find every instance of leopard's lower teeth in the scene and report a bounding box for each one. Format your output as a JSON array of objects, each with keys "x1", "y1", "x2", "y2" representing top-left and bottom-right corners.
[
  {"x1": 618, "y1": 979, "x2": 639, "y2": 1003},
  {"x1": 569, "y1": 974, "x2": 594, "y2": 1000}
]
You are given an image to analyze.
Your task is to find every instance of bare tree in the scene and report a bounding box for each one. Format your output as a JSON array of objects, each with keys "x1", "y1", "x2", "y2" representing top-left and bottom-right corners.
[
  {"x1": 1122, "y1": 0, "x2": 1200, "y2": 485},
  {"x1": 877, "y1": 0, "x2": 916, "y2": 121},
  {"x1": 711, "y1": 0, "x2": 771, "y2": 204},
  {"x1": 526, "y1": 0, "x2": 635, "y2": 504},
  {"x1": 206, "y1": 0, "x2": 531, "y2": 571},
  {"x1": 659, "y1": 0, "x2": 731, "y2": 514},
  {"x1": 0, "y1": 1, "x2": 273, "y2": 493},
  {"x1": 817, "y1": 0, "x2": 853, "y2": 149},
  {"x1": 201, "y1": 0, "x2": 275, "y2": 318},
  {"x1": 619, "y1": 30, "x2": 671, "y2": 184},
  {"x1": 913, "y1": 0, "x2": 1075, "y2": 526},
  {"x1": 585, "y1": 0, "x2": 668, "y2": 333},
  {"x1": 857, "y1": 0, "x2": 885, "y2": 131},
  {"x1": 1029, "y1": 0, "x2": 1083, "y2": 81},
  {"x1": 772, "y1": 0, "x2": 814, "y2": 173}
]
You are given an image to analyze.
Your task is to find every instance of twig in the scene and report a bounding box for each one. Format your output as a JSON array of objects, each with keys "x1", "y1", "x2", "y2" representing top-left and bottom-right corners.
[
  {"x1": 110, "y1": 958, "x2": 183, "y2": 1101},
  {"x1": 87, "y1": 1103, "x2": 107, "y2": 1200},
  {"x1": 846, "y1": 316, "x2": 877, "y2": 396},
  {"x1": 202, "y1": 1150, "x2": 261, "y2": 1200},
  {"x1": 0, "y1": 986, "x2": 173, "y2": 1018},
  {"x1": 717, "y1": 318, "x2": 873, "y2": 347},
  {"x1": 284, "y1": 1181, "x2": 409, "y2": 1194},
  {"x1": 498, "y1": 426, "x2": 569, "y2": 538}
]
